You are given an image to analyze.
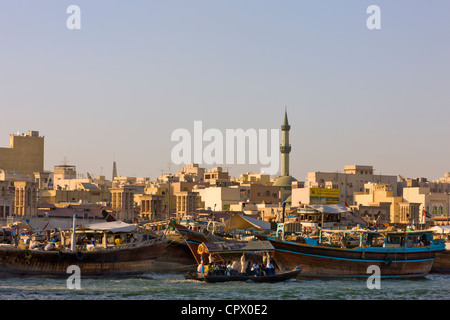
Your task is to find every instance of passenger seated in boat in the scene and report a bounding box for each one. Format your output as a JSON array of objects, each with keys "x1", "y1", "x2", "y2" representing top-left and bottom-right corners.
[
  {"x1": 266, "y1": 260, "x2": 275, "y2": 275},
  {"x1": 205, "y1": 263, "x2": 214, "y2": 276},
  {"x1": 226, "y1": 261, "x2": 232, "y2": 276},
  {"x1": 250, "y1": 262, "x2": 260, "y2": 276},
  {"x1": 217, "y1": 262, "x2": 226, "y2": 275},
  {"x1": 259, "y1": 263, "x2": 267, "y2": 276},
  {"x1": 212, "y1": 262, "x2": 222, "y2": 276},
  {"x1": 29, "y1": 241, "x2": 38, "y2": 250}
]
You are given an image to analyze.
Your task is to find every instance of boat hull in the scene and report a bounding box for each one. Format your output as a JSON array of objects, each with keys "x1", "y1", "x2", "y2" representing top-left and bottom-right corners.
[
  {"x1": 0, "y1": 239, "x2": 167, "y2": 278},
  {"x1": 431, "y1": 250, "x2": 450, "y2": 273},
  {"x1": 172, "y1": 223, "x2": 224, "y2": 264},
  {"x1": 185, "y1": 268, "x2": 302, "y2": 283},
  {"x1": 268, "y1": 238, "x2": 442, "y2": 278},
  {"x1": 147, "y1": 240, "x2": 197, "y2": 273}
]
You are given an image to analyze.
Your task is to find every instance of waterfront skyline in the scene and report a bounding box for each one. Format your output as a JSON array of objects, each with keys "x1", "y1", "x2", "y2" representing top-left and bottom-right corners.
[{"x1": 1, "y1": 1, "x2": 449, "y2": 181}]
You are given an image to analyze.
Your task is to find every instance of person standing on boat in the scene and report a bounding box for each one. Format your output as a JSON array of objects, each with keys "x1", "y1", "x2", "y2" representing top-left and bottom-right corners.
[
  {"x1": 245, "y1": 261, "x2": 252, "y2": 275},
  {"x1": 197, "y1": 259, "x2": 205, "y2": 275},
  {"x1": 240, "y1": 253, "x2": 246, "y2": 273},
  {"x1": 231, "y1": 260, "x2": 239, "y2": 275}
]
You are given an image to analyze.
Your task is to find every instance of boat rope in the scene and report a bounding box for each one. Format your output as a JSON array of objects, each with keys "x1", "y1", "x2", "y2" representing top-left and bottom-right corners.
[{"x1": 24, "y1": 249, "x2": 32, "y2": 264}]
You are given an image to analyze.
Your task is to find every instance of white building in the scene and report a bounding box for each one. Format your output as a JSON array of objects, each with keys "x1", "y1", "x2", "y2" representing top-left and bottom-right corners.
[{"x1": 197, "y1": 186, "x2": 240, "y2": 211}]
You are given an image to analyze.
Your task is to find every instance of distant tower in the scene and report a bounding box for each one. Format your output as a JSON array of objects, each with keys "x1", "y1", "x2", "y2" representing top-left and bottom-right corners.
[
  {"x1": 273, "y1": 109, "x2": 297, "y2": 206},
  {"x1": 112, "y1": 161, "x2": 117, "y2": 181},
  {"x1": 280, "y1": 109, "x2": 291, "y2": 177}
]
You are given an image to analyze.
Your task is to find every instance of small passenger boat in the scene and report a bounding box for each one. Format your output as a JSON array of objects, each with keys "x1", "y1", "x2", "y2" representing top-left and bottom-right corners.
[
  {"x1": 185, "y1": 266, "x2": 302, "y2": 283},
  {"x1": 184, "y1": 240, "x2": 302, "y2": 282}
]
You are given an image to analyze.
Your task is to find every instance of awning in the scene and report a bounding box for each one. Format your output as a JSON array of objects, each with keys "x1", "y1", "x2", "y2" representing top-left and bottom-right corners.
[
  {"x1": 224, "y1": 213, "x2": 271, "y2": 232},
  {"x1": 427, "y1": 225, "x2": 450, "y2": 234},
  {"x1": 82, "y1": 221, "x2": 137, "y2": 233},
  {"x1": 202, "y1": 240, "x2": 274, "y2": 253},
  {"x1": 307, "y1": 204, "x2": 350, "y2": 214}
]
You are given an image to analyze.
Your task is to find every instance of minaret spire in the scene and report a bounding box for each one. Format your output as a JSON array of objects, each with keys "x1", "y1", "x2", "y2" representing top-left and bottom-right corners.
[{"x1": 280, "y1": 108, "x2": 291, "y2": 177}]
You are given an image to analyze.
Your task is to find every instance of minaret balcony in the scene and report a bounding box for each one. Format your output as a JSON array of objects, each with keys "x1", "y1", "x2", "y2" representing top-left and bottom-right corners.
[{"x1": 280, "y1": 145, "x2": 291, "y2": 153}]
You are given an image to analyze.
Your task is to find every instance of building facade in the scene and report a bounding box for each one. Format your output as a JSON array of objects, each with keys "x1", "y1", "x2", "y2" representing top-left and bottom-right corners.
[
  {"x1": 110, "y1": 186, "x2": 135, "y2": 221},
  {"x1": 306, "y1": 165, "x2": 398, "y2": 205},
  {"x1": 0, "y1": 131, "x2": 44, "y2": 176},
  {"x1": 14, "y1": 181, "x2": 38, "y2": 217}
]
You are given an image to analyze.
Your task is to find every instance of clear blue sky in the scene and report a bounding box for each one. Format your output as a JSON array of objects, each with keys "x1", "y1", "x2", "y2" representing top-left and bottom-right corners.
[{"x1": 0, "y1": 1, "x2": 449, "y2": 181}]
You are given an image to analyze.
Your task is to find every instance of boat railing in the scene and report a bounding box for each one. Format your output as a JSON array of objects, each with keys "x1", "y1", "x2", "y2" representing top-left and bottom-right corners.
[{"x1": 76, "y1": 236, "x2": 166, "y2": 252}]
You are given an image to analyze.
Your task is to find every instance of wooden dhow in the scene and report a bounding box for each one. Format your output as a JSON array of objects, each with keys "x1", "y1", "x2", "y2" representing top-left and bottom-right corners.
[
  {"x1": 261, "y1": 227, "x2": 446, "y2": 279},
  {"x1": 0, "y1": 220, "x2": 168, "y2": 277}
]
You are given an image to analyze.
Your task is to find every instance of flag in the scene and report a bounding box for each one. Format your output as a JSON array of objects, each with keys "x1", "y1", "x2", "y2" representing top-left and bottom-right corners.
[
  {"x1": 344, "y1": 202, "x2": 349, "y2": 208},
  {"x1": 423, "y1": 209, "x2": 431, "y2": 218}
]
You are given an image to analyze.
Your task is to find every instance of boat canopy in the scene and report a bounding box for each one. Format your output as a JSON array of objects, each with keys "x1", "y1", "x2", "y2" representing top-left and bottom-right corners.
[
  {"x1": 427, "y1": 225, "x2": 450, "y2": 234},
  {"x1": 306, "y1": 204, "x2": 350, "y2": 213},
  {"x1": 223, "y1": 213, "x2": 271, "y2": 232},
  {"x1": 321, "y1": 228, "x2": 433, "y2": 236},
  {"x1": 82, "y1": 221, "x2": 138, "y2": 233},
  {"x1": 201, "y1": 240, "x2": 275, "y2": 254}
]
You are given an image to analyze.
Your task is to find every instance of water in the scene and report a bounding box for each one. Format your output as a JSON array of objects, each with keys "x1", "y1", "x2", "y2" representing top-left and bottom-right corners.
[{"x1": 0, "y1": 273, "x2": 449, "y2": 300}]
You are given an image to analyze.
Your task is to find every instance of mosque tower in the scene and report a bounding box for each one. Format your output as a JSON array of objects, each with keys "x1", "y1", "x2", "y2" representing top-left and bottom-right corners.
[
  {"x1": 273, "y1": 109, "x2": 297, "y2": 205},
  {"x1": 280, "y1": 110, "x2": 291, "y2": 177}
]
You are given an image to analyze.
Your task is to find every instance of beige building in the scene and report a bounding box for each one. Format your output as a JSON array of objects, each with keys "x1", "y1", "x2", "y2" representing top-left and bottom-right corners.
[
  {"x1": 306, "y1": 165, "x2": 398, "y2": 205},
  {"x1": 0, "y1": 181, "x2": 14, "y2": 218},
  {"x1": 353, "y1": 203, "x2": 391, "y2": 226},
  {"x1": 0, "y1": 131, "x2": 44, "y2": 176},
  {"x1": 353, "y1": 183, "x2": 421, "y2": 225},
  {"x1": 39, "y1": 188, "x2": 111, "y2": 205},
  {"x1": 176, "y1": 163, "x2": 205, "y2": 183},
  {"x1": 402, "y1": 186, "x2": 450, "y2": 225},
  {"x1": 398, "y1": 202, "x2": 421, "y2": 226},
  {"x1": 239, "y1": 173, "x2": 271, "y2": 185},
  {"x1": 14, "y1": 181, "x2": 38, "y2": 217},
  {"x1": 292, "y1": 186, "x2": 339, "y2": 206},
  {"x1": 139, "y1": 194, "x2": 164, "y2": 221},
  {"x1": 110, "y1": 186, "x2": 135, "y2": 221},
  {"x1": 175, "y1": 191, "x2": 198, "y2": 218},
  {"x1": 197, "y1": 186, "x2": 240, "y2": 211},
  {"x1": 204, "y1": 167, "x2": 230, "y2": 186}
]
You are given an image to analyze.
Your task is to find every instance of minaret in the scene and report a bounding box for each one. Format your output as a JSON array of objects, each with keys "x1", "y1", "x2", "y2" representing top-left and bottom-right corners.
[
  {"x1": 112, "y1": 161, "x2": 117, "y2": 181},
  {"x1": 280, "y1": 110, "x2": 291, "y2": 177}
]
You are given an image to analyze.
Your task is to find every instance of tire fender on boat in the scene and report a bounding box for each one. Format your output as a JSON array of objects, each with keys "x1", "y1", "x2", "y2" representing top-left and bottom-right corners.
[
  {"x1": 197, "y1": 243, "x2": 207, "y2": 255},
  {"x1": 75, "y1": 251, "x2": 84, "y2": 260},
  {"x1": 385, "y1": 255, "x2": 393, "y2": 266}
]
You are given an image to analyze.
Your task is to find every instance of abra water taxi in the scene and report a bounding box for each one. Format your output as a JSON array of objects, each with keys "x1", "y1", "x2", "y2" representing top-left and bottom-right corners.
[{"x1": 185, "y1": 240, "x2": 302, "y2": 283}]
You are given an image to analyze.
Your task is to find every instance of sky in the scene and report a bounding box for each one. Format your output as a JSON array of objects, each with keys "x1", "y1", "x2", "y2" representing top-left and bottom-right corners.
[{"x1": 0, "y1": 1, "x2": 449, "y2": 182}]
